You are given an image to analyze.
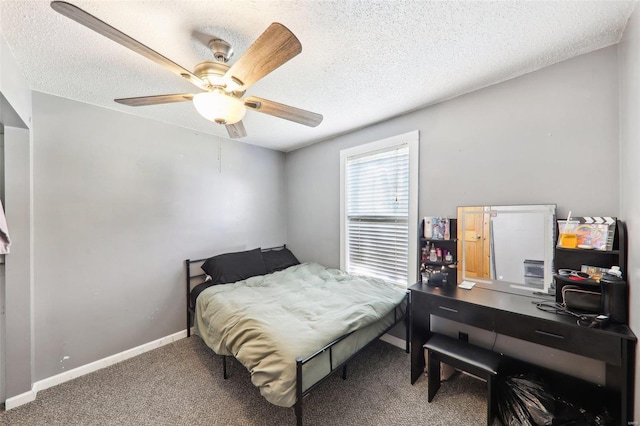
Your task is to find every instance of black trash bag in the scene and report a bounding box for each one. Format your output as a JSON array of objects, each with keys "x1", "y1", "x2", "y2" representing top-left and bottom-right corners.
[
  {"x1": 497, "y1": 374, "x2": 613, "y2": 426},
  {"x1": 553, "y1": 395, "x2": 613, "y2": 426},
  {"x1": 497, "y1": 374, "x2": 556, "y2": 426}
]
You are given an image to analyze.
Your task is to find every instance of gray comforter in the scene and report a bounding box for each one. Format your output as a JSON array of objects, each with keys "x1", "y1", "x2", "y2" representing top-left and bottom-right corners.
[{"x1": 194, "y1": 262, "x2": 406, "y2": 407}]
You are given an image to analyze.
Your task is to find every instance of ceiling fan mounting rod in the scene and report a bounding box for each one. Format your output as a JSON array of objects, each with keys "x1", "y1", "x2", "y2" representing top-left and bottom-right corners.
[
  {"x1": 207, "y1": 39, "x2": 245, "y2": 88},
  {"x1": 209, "y1": 38, "x2": 233, "y2": 63}
]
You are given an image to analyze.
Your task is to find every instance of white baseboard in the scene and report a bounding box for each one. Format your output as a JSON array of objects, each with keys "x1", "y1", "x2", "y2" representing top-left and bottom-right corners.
[
  {"x1": 4, "y1": 389, "x2": 37, "y2": 410},
  {"x1": 5, "y1": 329, "x2": 187, "y2": 410},
  {"x1": 380, "y1": 333, "x2": 406, "y2": 350}
]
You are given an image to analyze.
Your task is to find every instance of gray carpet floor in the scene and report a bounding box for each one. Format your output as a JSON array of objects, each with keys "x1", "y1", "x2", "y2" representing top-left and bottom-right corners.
[{"x1": 0, "y1": 337, "x2": 488, "y2": 425}]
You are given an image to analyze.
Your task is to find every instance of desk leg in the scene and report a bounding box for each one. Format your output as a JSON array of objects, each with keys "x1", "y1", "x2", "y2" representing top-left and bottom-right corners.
[
  {"x1": 410, "y1": 304, "x2": 431, "y2": 384},
  {"x1": 605, "y1": 338, "x2": 635, "y2": 425},
  {"x1": 628, "y1": 340, "x2": 636, "y2": 424}
]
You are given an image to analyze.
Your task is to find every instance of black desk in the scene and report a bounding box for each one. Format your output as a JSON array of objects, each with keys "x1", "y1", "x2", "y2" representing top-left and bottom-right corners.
[{"x1": 410, "y1": 281, "x2": 636, "y2": 425}]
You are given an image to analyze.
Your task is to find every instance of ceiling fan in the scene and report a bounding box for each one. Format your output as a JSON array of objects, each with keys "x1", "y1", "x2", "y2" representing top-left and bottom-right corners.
[{"x1": 50, "y1": 1, "x2": 323, "y2": 139}]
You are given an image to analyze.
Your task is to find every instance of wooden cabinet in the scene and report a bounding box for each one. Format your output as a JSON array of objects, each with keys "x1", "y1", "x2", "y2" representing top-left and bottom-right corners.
[
  {"x1": 554, "y1": 219, "x2": 627, "y2": 303},
  {"x1": 419, "y1": 218, "x2": 458, "y2": 284}
]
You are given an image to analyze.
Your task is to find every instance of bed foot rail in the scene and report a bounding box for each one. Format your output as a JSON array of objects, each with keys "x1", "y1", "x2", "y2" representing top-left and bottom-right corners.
[
  {"x1": 223, "y1": 356, "x2": 228, "y2": 380},
  {"x1": 293, "y1": 292, "x2": 408, "y2": 425}
]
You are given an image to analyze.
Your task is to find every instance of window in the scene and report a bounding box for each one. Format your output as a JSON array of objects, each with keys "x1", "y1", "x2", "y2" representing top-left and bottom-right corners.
[{"x1": 340, "y1": 131, "x2": 419, "y2": 287}]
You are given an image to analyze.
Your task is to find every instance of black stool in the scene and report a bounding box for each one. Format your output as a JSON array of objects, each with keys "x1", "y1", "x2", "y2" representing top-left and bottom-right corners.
[{"x1": 424, "y1": 334, "x2": 503, "y2": 426}]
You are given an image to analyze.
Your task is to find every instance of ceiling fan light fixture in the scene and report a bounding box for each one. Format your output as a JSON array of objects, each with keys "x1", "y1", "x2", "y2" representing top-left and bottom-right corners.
[{"x1": 193, "y1": 91, "x2": 247, "y2": 125}]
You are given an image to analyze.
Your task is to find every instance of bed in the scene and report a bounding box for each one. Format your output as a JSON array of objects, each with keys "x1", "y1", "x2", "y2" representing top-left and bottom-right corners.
[{"x1": 185, "y1": 246, "x2": 409, "y2": 425}]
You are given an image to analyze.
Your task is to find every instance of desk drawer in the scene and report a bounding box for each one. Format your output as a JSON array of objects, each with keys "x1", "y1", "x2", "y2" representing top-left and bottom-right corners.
[
  {"x1": 419, "y1": 296, "x2": 494, "y2": 330},
  {"x1": 495, "y1": 311, "x2": 622, "y2": 365}
]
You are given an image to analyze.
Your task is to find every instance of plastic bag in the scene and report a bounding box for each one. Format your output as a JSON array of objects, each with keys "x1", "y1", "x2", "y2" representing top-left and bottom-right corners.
[
  {"x1": 554, "y1": 395, "x2": 613, "y2": 425},
  {"x1": 497, "y1": 374, "x2": 612, "y2": 426},
  {"x1": 497, "y1": 374, "x2": 555, "y2": 426}
]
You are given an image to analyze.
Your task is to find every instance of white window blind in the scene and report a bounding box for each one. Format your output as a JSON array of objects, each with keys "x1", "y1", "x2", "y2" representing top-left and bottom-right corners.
[{"x1": 345, "y1": 145, "x2": 409, "y2": 286}]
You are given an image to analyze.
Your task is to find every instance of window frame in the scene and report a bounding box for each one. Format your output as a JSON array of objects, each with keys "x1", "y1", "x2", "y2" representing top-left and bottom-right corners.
[{"x1": 339, "y1": 130, "x2": 419, "y2": 288}]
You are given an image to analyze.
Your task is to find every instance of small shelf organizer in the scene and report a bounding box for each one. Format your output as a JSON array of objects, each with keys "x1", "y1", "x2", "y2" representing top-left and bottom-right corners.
[
  {"x1": 419, "y1": 218, "x2": 458, "y2": 284},
  {"x1": 554, "y1": 219, "x2": 627, "y2": 303}
]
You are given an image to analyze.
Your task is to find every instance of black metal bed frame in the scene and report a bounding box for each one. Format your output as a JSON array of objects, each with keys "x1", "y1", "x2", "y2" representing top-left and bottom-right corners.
[
  {"x1": 185, "y1": 253, "x2": 410, "y2": 426},
  {"x1": 292, "y1": 298, "x2": 409, "y2": 426},
  {"x1": 185, "y1": 256, "x2": 207, "y2": 338}
]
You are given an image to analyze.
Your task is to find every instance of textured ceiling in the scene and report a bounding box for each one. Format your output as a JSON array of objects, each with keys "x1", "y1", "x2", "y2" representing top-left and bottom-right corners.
[{"x1": 0, "y1": 1, "x2": 636, "y2": 151}]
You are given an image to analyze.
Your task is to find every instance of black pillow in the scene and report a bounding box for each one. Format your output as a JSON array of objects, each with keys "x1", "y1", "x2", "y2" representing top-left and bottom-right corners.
[
  {"x1": 262, "y1": 247, "x2": 300, "y2": 273},
  {"x1": 201, "y1": 248, "x2": 267, "y2": 284}
]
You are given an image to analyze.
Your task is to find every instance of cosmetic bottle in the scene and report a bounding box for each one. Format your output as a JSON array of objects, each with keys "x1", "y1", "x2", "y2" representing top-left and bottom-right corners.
[
  {"x1": 429, "y1": 244, "x2": 437, "y2": 262},
  {"x1": 445, "y1": 251, "x2": 453, "y2": 263}
]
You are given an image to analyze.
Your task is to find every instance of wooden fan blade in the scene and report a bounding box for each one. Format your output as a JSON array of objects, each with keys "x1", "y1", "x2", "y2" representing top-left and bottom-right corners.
[
  {"x1": 50, "y1": 1, "x2": 208, "y2": 91},
  {"x1": 224, "y1": 23, "x2": 301, "y2": 90},
  {"x1": 226, "y1": 121, "x2": 247, "y2": 139},
  {"x1": 115, "y1": 94, "x2": 194, "y2": 106},
  {"x1": 244, "y1": 96, "x2": 322, "y2": 127}
]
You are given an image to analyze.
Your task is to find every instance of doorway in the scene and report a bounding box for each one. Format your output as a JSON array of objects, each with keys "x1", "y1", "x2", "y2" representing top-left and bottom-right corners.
[{"x1": 457, "y1": 206, "x2": 490, "y2": 280}]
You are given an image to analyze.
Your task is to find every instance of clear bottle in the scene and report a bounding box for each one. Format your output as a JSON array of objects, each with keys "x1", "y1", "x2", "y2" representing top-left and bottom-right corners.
[
  {"x1": 429, "y1": 244, "x2": 437, "y2": 262},
  {"x1": 445, "y1": 251, "x2": 453, "y2": 264}
]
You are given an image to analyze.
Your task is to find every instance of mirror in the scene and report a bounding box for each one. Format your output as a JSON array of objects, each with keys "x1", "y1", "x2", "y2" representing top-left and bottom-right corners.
[{"x1": 457, "y1": 204, "x2": 557, "y2": 293}]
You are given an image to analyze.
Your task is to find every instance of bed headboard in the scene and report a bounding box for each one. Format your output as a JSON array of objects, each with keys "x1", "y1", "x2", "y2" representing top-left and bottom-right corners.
[{"x1": 185, "y1": 245, "x2": 288, "y2": 336}]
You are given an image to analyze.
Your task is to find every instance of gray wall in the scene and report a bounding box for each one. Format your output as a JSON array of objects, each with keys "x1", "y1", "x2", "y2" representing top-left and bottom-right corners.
[
  {"x1": 619, "y1": 3, "x2": 640, "y2": 418},
  {"x1": 286, "y1": 45, "x2": 620, "y2": 381},
  {"x1": 287, "y1": 46, "x2": 620, "y2": 267},
  {"x1": 31, "y1": 92, "x2": 287, "y2": 381},
  {"x1": 3, "y1": 126, "x2": 32, "y2": 398},
  {"x1": 0, "y1": 30, "x2": 34, "y2": 403}
]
